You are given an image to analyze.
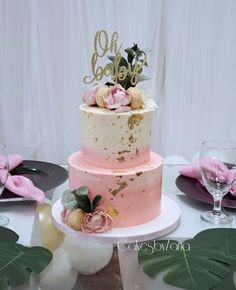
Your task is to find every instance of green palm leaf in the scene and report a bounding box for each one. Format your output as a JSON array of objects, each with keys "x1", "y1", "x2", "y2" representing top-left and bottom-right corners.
[
  {"x1": 0, "y1": 227, "x2": 18, "y2": 243},
  {"x1": 139, "y1": 239, "x2": 231, "y2": 290},
  {"x1": 0, "y1": 227, "x2": 52, "y2": 290},
  {"x1": 194, "y1": 228, "x2": 236, "y2": 290}
]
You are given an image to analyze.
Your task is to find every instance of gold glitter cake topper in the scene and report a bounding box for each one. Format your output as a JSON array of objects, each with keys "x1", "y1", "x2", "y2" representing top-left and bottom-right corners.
[{"x1": 84, "y1": 30, "x2": 148, "y2": 88}]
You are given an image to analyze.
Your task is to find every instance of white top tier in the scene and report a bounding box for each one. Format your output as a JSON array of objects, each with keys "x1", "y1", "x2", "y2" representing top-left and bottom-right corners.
[{"x1": 79, "y1": 104, "x2": 153, "y2": 169}]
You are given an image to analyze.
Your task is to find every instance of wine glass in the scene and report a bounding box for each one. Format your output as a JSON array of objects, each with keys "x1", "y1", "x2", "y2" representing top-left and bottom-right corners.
[
  {"x1": 199, "y1": 140, "x2": 236, "y2": 225},
  {"x1": 0, "y1": 144, "x2": 9, "y2": 226}
]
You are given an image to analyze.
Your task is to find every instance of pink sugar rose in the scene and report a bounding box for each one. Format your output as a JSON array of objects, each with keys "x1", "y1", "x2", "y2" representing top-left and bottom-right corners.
[
  {"x1": 104, "y1": 84, "x2": 131, "y2": 109},
  {"x1": 61, "y1": 208, "x2": 72, "y2": 224},
  {"x1": 81, "y1": 207, "x2": 113, "y2": 233},
  {"x1": 83, "y1": 84, "x2": 102, "y2": 105},
  {"x1": 114, "y1": 105, "x2": 131, "y2": 113}
]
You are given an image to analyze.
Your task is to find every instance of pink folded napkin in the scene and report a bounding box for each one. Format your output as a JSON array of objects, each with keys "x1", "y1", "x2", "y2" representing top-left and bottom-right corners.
[
  {"x1": 179, "y1": 159, "x2": 236, "y2": 197},
  {"x1": 1, "y1": 154, "x2": 45, "y2": 203}
]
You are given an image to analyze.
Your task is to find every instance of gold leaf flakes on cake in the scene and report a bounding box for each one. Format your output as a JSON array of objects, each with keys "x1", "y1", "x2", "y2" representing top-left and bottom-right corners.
[
  {"x1": 128, "y1": 114, "x2": 144, "y2": 130},
  {"x1": 117, "y1": 156, "x2": 125, "y2": 162},
  {"x1": 136, "y1": 172, "x2": 143, "y2": 177},
  {"x1": 128, "y1": 134, "x2": 137, "y2": 143},
  {"x1": 87, "y1": 112, "x2": 94, "y2": 119},
  {"x1": 110, "y1": 181, "x2": 127, "y2": 196},
  {"x1": 118, "y1": 150, "x2": 131, "y2": 155},
  {"x1": 129, "y1": 178, "x2": 134, "y2": 181},
  {"x1": 108, "y1": 206, "x2": 119, "y2": 218}
]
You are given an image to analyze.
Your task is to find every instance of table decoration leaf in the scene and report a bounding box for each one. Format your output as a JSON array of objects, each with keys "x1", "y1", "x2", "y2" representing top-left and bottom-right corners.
[
  {"x1": 194, "y1": 228, "x2": 236, "y2": 290},
  {"x1": 0, "y1": 226, "x2": 18, "y2": 243},
  {"x1": 0, "y1": 226, "x2": 52, "y2": 290},
  {"x1": 139, "y1": 231, "x2": 233, "y2": 290}
]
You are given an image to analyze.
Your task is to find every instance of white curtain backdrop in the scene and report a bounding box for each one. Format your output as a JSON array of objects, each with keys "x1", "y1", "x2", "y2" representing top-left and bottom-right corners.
[{"x1": 0, "y1": 0, "x2": 236, "y2": 164}]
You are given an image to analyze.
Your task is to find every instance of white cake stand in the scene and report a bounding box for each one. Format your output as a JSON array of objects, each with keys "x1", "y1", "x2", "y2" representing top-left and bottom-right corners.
[{"x1": 51, "y1": 195, "x2": 181, "y2": 244}]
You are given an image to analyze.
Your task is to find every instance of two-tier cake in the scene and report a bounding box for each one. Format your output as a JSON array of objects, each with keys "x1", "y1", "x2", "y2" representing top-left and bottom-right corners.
[
  {"x1": 68, "y1": 104, "x2": 162, "y2": 227},
  {"x1": 60, "y1": 30, "x2": 163, "y2": 233}
]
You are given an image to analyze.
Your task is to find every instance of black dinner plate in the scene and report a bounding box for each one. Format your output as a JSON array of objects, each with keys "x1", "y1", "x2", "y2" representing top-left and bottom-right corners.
[
  {"x1": 0, "y1": 160, "x2": 68, "y2": 200},
  {"x1": 175, "y1": 175, "x2": 236, "y2": 208}
]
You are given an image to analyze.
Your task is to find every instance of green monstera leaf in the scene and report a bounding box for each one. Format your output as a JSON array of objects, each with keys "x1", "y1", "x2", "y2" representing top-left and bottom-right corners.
[
  {"x1": 139, "y1": 238, "x2": 231, "y2": 290},
  {"x1": 0, "y1": 226, "x2": 18, "y2": 243},
  {"x1": 0, "y1": 226, "x2": 52, "y2": 290},
  {"x1": 194, "y1": 228, "x2": 236, "y2": 290}
]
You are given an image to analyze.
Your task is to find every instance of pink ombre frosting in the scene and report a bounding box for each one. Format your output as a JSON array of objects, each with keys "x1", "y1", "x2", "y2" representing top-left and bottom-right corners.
[
  {"x1": 79, "y1": 104, "x2": 153, "y2": 169},
  {"x1": 68, "y1": 151, "x2": 162, "y2": 227}
]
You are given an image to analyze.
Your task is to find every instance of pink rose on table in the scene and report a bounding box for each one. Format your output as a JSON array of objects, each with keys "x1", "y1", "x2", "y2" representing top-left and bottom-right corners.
[
  {"x1": 81, "y1": 207, "x2": 113, "y2": 233},
  {"x1": 83, "y1": 84, "x2": 102, "y2": 105},
  {"x1": 104, "y1": 84, "x2": 131, "y2": 110}
]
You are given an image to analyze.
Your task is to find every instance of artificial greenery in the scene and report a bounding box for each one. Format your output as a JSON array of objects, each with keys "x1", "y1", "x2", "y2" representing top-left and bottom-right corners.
[
  {"x1": 138, "y1": 228, "x2": 236, "y2": 290},
  {"x1": 0, "y1": 226, "x2": 52, "y2": 290},
  {"x1": 62, "y1": 186, "x2": 101, "y2": 213},
  {"x1": 195, "y1": 229, "x2": 236, "y2": 290},
  {"x1": 107, "y1": 43, "x2": 150, "y2": 89}
]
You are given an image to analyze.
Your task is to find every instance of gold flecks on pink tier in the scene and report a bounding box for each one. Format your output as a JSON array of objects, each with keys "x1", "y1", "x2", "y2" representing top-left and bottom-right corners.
[
  {"x1": 136, "y1": 172, "x2": 143, "y2": 177},
  {"x1": 68, "y1": 151, "x2": 162, "y2": 227},
  {"x1": 110, "y1": 181, "x2": 128, "y2": 196}
]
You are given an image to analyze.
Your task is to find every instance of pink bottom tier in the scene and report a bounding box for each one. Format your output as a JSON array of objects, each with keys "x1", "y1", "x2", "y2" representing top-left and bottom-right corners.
[{"x1": 68, "y1": 151, "x2": 162, "y2": 227}]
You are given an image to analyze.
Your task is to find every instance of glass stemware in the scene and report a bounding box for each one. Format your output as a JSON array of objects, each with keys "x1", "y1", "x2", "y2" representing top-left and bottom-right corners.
[
  {"x1": 0, "y1": 144, "x2": 9, "y2": 226},
  {"x1": 199, "y1": 140, "x2": 236, "y2": 225}
]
